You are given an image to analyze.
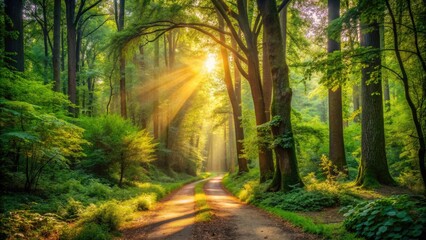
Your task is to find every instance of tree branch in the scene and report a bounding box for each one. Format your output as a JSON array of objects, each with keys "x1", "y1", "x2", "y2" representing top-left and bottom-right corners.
[
  {"x1": 278, "y1": 0, "x2": 292, "y2": 12},
  {"x1": 75, "y1": 0, "x2": 102, "y2": 26}
]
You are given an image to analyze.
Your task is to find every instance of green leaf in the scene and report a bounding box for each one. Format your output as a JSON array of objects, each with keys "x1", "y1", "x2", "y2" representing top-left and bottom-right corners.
[
  {"x1": 387, "y1": 211, "x2": 397, "y2": 216},
  {"x1": 396, "y1": 211, "x2": 407, "y2": 218},
  {"x1": 1, "y1": 131, "x2": 38, "y2": 141},
  {"x1": 377, "y1": 226, "x2": 387, "y2": 234}
]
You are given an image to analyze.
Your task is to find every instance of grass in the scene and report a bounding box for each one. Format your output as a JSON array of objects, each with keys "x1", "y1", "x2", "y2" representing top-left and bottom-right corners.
[
  {"x1": 0, "y1": 170, "x2": 205, "y2": 240},
  {"x1": 263, "y1": 207, "x2": 360, "y2": 240},
  {"x1": 222, "y1": 171, "x2": 362, "y2": 240},
  {"x1": 194, "y1": 179, "x2": 213, "y2": 222}
]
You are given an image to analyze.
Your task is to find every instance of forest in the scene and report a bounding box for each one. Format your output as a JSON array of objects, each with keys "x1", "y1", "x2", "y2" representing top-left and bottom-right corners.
[{"x1": 0, "y1": 0, "x2": 425, "y2": 239}]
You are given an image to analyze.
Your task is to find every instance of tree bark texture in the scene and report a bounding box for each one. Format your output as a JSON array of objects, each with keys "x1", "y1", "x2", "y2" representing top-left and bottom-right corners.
[
  {"x1": 356, "y1": 14, "x2": 394, "y2": 187},
  {"x1": 53, "y1": 0, "x2": 61, "y2": 92},
  {"x1": 65, "y1": 0, "x2": 78, "y2": 117},
  {"x1": 117, "y1": 0, "x2": 127, "y2": 118},
  {"x1": 262, "y1": 30, "x2": 272, "y2": 122},
  {"x1": 4, "y1": 0, "x2": 24, "y2": 72},
  {"x1": 212, "y1": 0, "x2": 274, "y2": 182},
  {"x1": 258, "y1": 0, "x2": 304, "y2": 192},
  {"x1": 218, "y1": 13, "x2": 249, "y2": 174},
  {"x1": 385, "y1": 0, "x2": 426, "y2": 192},
  {"x1": 328, "y1": 0, "x2": 347, "y2": 174}
]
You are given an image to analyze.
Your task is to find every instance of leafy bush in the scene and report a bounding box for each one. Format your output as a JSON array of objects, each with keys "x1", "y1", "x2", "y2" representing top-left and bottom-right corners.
[
  {"x1": 81, "y1": 201, "x2": 133, "y2": 231},
  {"x1": 78, "y1": 116, "x2": 156, "y2": 185},
  {"x1": 86, "y1": 181, "x2": 113, "y2": 199},
  {"x1": 61, "y1": 223, "x2": 111, "y2": 240},
  {"x1": 134, "y1": 194, "x2": 156, "y2": 210},
  {"x1": 0, "y1": 99, "x2": 87, "y2": 192},
  {"x1": 260, "y1": 188, "x2": 339, "y2": 211},
  {"x1": 0, "y1": 210, "x2": 65, "y2": 240},
  {"x1": 59, "y1": 198, "x2": 84, "y2": 220},
  {"x1": 343, "y1": 195, "x2": 426, "y2": 240}
]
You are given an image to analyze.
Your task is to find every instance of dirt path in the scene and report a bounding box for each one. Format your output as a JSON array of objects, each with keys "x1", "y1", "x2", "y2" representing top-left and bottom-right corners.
[
  {"x1": 121, "y1": 181, "x2": 198, "y2": 240},
  {"x1": 121, "y1": 176, "x2": 317, "y2": 240},
  {"x1": 194, "y1": 176, "x2": 318, "y2": 240}
]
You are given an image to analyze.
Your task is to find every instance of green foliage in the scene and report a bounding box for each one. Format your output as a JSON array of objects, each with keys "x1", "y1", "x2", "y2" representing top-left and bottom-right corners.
[
  {"x1": 81, "y1": 201, "x2": 133, "y2": 231},
  {"x1": 195, "y1": 180, "x2": 212, "y2": 222},
  {"x1": 222, "y1": 169, "x2": 264, "y2": 203},
  {"x1": 134, "y1": 194, "x2": 156, "y2": 211},
  {"x1": 61, "y1": 223, "x2": 111, "y2": 240},
  {"x1": 260, "y1": 188, "x2": 338, "y2": 212},
  {"x1": 0, "y1": 68, "x2": 69, "y2": 113},
  {"x1": 0, "y1": 210, "x2": 65, "y2": 240},
  {"x1": 61, "y1": 198, "x2": 84, "y2": 220},
  {"x1": 223, "y1": 173, "x2": 360, "y2": 239},
  {"x1": 78, "y1": 116, "x2": 156, "y2": 183},
  {"x1": 0, "y1": 99, "x2": 87, "y2": 191},
  {"x1": 343, "y1": 195, "x2": 426, "y2": 240}
]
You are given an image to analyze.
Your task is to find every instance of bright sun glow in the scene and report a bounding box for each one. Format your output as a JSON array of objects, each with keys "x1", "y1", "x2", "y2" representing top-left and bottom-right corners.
[{"x1": 204, "y1": 53, "x2": 217, "y2": 73}]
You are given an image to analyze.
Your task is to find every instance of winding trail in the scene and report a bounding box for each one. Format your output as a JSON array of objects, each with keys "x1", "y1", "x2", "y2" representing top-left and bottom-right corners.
[
  {"x1": 121, "y1": 181, "x2": 198, "y2": 239},
  {"x1": 121, "y1": 176, "x2": 317, "y2": 240}
]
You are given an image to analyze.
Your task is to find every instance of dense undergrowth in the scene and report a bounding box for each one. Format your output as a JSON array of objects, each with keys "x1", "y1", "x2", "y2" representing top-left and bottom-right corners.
[
  {"x1": 223, "y1": 169, "x2": 426, "y2": 240},
  {"x1": 0, "y1": 169, "x2": 202, "y2": 240}
]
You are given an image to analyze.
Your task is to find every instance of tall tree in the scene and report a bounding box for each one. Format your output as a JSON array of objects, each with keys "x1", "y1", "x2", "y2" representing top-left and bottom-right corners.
[
  {"x1": 31, "y1": 0, "x2": 51, "y2": 84},
  {"x1": 356, "y1": 1, "x2": 394, "y2": 187},
  {"x1": 212, "y1": 0, "x2": 274, "y2": 182},
  {"x1": 4, "y1": 0, "x2": 24, "y2": 72},
  {"x1": 262, "y1": 30, "x2": 272, "y2": 122},
  {"x1": 65, "y1": 0, "x2": 78, "y2": 116},
  {"x1": 232, "y1": 38, "x2": 247, "y2": 174},
  {"x1": 153, "y1": 38, "x2": 160, "y2": 140},
  {"x1": 328, "y1": 0, "x2": 347, "y2": 174},
  {"x1": 53, "y1": 0, "x2": 61, "y2": 91},
  {"x1": 114, "y1": 0, "x2": 127, "y2": 118},
  {"x1": 258, "y1": 0, "x2": 303, "y2": 191},
  {"x1": 385, "y1": 0, "x2": 426, "y2": 192},
  {"x1": 217, "y1": 12, "x2": 249, "y2": 173},
  {"x1": 65, "y1": 0, "x2": 102, "y2": 117}
]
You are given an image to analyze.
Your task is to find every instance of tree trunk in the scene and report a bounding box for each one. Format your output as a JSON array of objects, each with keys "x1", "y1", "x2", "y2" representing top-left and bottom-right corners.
[
  {"x1": 328, "y1": 0, "x2": 347, "y2": 174},
  {"x1": 229, "y1": 111, "x2": 236, "y2": 173},
  {"x1": 213, "y1": 0, "x2": 274, "y2": 181},
  {"x1": 385, "y1": 0, "x2": 426, "y2": 193},
  {"x1": 153, "y1": 38, "x2": 160, "y2": 139},
  {"x1": 249, "y1": 61, "x2": 275, "y2": 182},
  {"x1": 356, "y1": 12, "x2": 394, "y2": 187},
  {"x1": 41, "y1": 1, "x2": 50, "y2": 85},
  {"x1": 53, "y1": 0, "x2": 61, "y2": 92},
  {"x1": 75, "y1": 23, "x2": 83, "y2": 111},
  {"x1": 259, "y1": 0, "x2": 304, "y2": 192},
  {"x1": 65, "y1": 0, "x2": 78, "y2": 117},
  {"x1": 217, "y1": 12, "x2": 249, "y2": 174},
  {"x1": 379, "y1": 18, "x2": 390, "y2": 111},
  {"x1": 262, "y1": 30, "x2": 272, "y2": 122},
  {"x1": 232, "y1": 39, "x2": 249, "y2": 174},
  {"x1": 116, "y1": 0, "x2": 127, "y2": 119},
  {"x1": 352, "y1": 84, "x2": 360, "y2": 122},
  {"x1": 4, "y1": 0, "x2": 24, "y2": 72}
]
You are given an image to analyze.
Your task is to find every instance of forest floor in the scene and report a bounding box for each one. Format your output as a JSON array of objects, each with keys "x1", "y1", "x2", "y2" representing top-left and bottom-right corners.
[{"x1": 120, "y1": 176, "x2": 318, "y2": 240}]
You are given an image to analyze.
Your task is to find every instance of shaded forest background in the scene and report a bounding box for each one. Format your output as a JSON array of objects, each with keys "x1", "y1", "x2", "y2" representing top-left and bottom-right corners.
[{"x1": 0, "y1": 0, "x2": 425, "y2": 239}]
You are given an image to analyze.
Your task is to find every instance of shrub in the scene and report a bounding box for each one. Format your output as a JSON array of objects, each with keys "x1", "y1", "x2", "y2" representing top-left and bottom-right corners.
[
  {"x1": 134, "y1": 194, "x2": 156, "y2": 211},
  {"x1": 260, "y1": 188, "x2": 338, "y2": 211},
  {"x1": 78, "y1": 116, "x2": 156, "y2": 185},
  {"x1": 0, "y1": 210, "x2": 65, "y2": 240},
  {"x1": 61, "y1": 223, "x2": 111, "y2": 240},
  {"x1": 81, "y1": 201, "x2": 133, "y2": 231},
  {"x1": 86, "y1": 181, "x2": 112, "y2": 199},
  {"x1": 59, "y1": 198, "x2": 84, "y2": 220},
  {"x1": 343, "y1": 195, "x2": 426, "y2": 240}
]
